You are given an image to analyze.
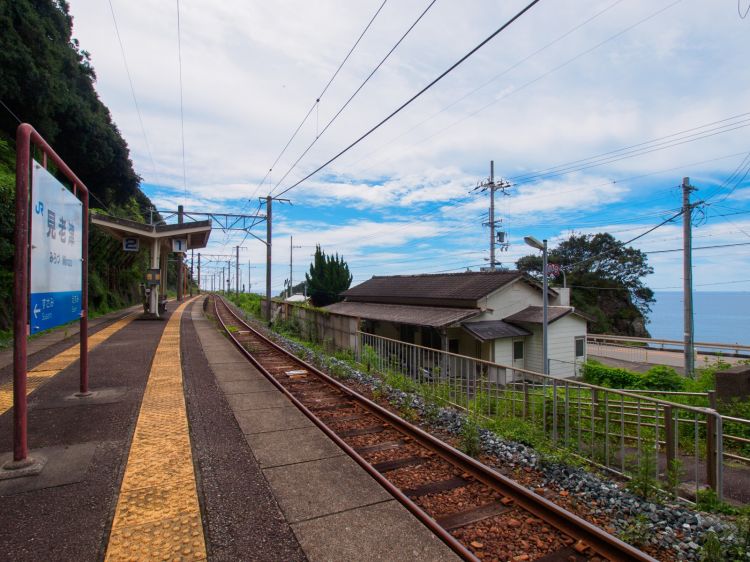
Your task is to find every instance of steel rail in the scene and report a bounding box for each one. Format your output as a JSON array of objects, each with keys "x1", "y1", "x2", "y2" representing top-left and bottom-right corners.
[{"x1": 213, "y1": 296, "x2": 656, "y2": 562}]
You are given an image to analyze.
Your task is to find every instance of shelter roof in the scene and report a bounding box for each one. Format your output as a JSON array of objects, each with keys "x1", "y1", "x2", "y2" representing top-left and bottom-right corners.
[
  {"x1": 324, "y1": 301, "x2": 480, "y2": 328},
  {"x1": 461, "y1": 320, "x2": 531, "y2": 341},
  {"x1": 91, "y1": 213, "x2": 212, "y2": 249}
]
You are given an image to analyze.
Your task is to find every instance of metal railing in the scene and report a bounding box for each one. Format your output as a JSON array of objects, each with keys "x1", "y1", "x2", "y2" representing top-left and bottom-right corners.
[
  {"x1": 358, "y1": 331, "x2": 728, "y2": 501},
  {"x1": 587, "y1": 334, "x2": 750, "y2": 363}
]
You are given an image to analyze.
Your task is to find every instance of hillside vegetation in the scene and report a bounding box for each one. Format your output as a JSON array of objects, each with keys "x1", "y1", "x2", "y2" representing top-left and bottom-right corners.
[{"x1": 0, "y1": 0, "x2": 156, "y2": 331}]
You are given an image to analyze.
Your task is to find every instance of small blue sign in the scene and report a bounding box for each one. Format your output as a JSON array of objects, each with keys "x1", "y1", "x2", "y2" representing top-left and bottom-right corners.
[{"x1": 29, "y1": 291, "x2": 82, "y2": 333}]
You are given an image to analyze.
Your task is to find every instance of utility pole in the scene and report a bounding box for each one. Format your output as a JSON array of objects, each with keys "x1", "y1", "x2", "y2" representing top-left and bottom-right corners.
[
  {"x1": 289, "y1": 236, "x2": 302, "y2": 298},
  {"x1": 490, "y1": 161, "x2": 495, "y2": 268},
  {"x1": 197, "y1": 253, "x2": 201, "y2": 294},
  {"x1": 227, "y1": 260, "x2": 232, "y2": 294},
  {"x1": 683, "y1": 177, "x2": 699, "y2": 379},
  {"x1": 177, "y1": 205, "x2": 184, "y2": 301},
  {"x1": 266, "y1": 196, "x2": 272, "y2": 321},
  {"x1": 474, "y1": 161, "x2": 510, "y2": 270},
  {"x1": 235, "y1": 246, "x2": 240, "y2": 295}
]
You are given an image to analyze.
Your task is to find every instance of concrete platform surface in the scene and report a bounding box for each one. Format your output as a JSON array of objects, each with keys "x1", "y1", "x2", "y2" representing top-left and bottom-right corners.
[{"x1": 194, "y1": 296, "x2": 459, "y2": 561}]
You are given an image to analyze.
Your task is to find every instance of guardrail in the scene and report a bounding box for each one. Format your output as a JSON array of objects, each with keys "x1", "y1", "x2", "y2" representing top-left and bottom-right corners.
[
  {"x1": 358, "y1": 331, "x2": 729, "y2": 501},
  {"x1": 588, "y1": 334, "x2": 750, "y2": 357}
]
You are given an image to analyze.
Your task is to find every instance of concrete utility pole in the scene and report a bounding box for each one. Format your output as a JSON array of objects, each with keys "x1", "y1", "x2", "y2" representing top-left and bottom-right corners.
[
  {"x1": 289, "y1": 236, "x2": 302, "y2": 298},
  {"x1": 489, "y1": 161, "x2": 495, "y2": 269},
  {"x1": 266, "y1": 195, "x2": 272, "y2": 322},
  {"x1": 248, "y1": 260, "x2": 251, "y2": 292},
  {"x1": 683, "y1": 177, "x2": 698, "y2": 379},
  {"x1": 235, "y1": 246, "x2": 240, "y2": 295},
  {"x1": 177, "y1": 205, "x2": 184, "y2": 301},
  {"x1": 474, "y1": 161, "x2": 510, "y2": 270}
]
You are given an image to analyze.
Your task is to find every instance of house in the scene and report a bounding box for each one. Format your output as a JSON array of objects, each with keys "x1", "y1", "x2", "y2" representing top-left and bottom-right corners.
[{"x1": 324, "y1": 270, "x2": 588, "y2": 378}]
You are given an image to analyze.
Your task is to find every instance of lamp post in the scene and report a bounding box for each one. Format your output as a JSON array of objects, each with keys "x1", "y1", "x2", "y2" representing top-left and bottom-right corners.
[{"x1": 524, "y1": 236, "x2": 548, "y2": 374}]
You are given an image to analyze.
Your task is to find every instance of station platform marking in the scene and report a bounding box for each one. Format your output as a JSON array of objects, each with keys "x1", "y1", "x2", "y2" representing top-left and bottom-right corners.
[
  {"x1": 0, "y1": 312, "x2": 137, "y2": 413},
  {"x1": 105, "y1": 299, "x2": 206, "y2": 561}
]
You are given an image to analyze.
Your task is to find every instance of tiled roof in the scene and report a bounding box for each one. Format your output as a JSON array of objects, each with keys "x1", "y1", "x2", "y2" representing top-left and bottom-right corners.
[
  {"x1": 323, "y1": 301, "x2": 480, "y2": 328},
  {"x1": 341, "y1": 271, "x2": 524, "y2": 304},
  {"x1": 503, "y1": 305, "x2": 579, "y2": 325},
  {"x1": 461, "y1": 321, "x2": 531, "y2": 341}
]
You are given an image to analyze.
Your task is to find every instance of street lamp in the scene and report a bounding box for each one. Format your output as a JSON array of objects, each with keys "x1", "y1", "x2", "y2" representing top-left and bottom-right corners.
[{"x1": 524, "y1": 236, "x2": 548, "y2": 375}]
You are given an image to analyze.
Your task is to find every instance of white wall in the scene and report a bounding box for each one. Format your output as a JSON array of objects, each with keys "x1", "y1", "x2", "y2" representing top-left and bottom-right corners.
[
  {"x1": 547, "y1": 315, "x2": 587, "y2": 377},
  {"x1": 476, "y1": 280, "x2": 542, "y2": 321},
  {"x1": 493, "y1": 339, "x2": 514, "y2": 366},
  {"x1": 514, "y1": 315, "x2": 587, "y2": 378}
]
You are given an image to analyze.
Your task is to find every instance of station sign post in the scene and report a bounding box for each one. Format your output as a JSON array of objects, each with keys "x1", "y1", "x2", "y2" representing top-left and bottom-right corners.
[
  {"x1": 29, "y1": 162, "x2": 83, "y2": 334},
  {"x1": 8, "y1": 124, "x2": 90, "y2": 469}
]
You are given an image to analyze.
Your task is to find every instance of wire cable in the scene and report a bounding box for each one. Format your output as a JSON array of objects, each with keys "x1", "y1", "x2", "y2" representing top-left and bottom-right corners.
[
  {"x1": 0, "y1": 99, "x2": 22, "y2": 124},
  {"x1": 273, "y1": 0, "x2": 542, "y2": 198},
  {"x1": 251, "y1": 0, "x2": 388, "y2": 201},
  {"x1": 108, "y1": 0, "x2": 158, "y2": 179},
  {"x1": 176, "y1": 0, "x2": 188, "y2": 203},
  {"x1": 269, "y1": 0, "x2": 438, "y2": 195}
]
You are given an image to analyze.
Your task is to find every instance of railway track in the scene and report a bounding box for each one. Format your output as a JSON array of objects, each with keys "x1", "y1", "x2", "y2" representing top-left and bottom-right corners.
[{"x1": 212, "y1": 296, "x2": 656, "y2": 562}]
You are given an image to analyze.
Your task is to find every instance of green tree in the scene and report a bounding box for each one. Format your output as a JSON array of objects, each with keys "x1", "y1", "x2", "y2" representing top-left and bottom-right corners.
[
  {"x1": 305, "y1": 245, "x2": 353, "y2": 307},
  {"x1": 0, "y1": 0, "x2": 157, "y2": 328},
  {"x1": 516, "y1": 233, "x2": 654, "y2": 336}
]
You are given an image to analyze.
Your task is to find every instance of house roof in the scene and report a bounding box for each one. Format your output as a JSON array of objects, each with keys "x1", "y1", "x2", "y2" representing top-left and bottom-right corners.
[
  {"x1": 323, "y1": 301, "x2": 480, "y2": 328},
  {"x1": 341, "y1": 270, "x2": 530, "y2": 306},
  {"x1": 503, "y1": 305, "x2": 585, "y2": 325},
  {"x1": 461, "y1": 320, "x2": 531, "y2": 341}
]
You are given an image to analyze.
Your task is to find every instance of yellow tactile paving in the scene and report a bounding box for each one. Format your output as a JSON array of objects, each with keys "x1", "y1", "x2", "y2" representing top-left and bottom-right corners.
[
  {"x1": 105, "y1": 299, "x2": 206, "y2": 562},
  {"x1": 0, "y1": 313, "x2": 137, "y2": 412}
]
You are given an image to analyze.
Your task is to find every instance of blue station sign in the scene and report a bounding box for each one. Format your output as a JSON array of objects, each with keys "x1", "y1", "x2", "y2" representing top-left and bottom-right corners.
[{"x1": 29, "y1": 161, "x2": 83, "y2": 334}]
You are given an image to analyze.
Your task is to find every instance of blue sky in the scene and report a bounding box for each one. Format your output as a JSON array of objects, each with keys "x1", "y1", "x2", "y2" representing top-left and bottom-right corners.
[{"x1": 67, "y1": 0, "x2": 750, "y2": 294}]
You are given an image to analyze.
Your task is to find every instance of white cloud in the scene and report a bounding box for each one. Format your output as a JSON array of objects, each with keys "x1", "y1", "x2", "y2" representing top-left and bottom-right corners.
[{"x1": 67, "y1": 0, "x2": 750, "y2": 291}]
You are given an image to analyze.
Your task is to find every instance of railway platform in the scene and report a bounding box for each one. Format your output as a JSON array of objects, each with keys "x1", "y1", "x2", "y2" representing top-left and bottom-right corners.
[{"x1": 0, "y1": 296, "x2": 456, "y2": 561}]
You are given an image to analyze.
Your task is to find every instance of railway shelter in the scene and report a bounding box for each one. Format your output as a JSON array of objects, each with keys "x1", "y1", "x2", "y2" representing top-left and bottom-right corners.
[{"x1": 91, "y1": 213, "x2": 211, "y2": 317}]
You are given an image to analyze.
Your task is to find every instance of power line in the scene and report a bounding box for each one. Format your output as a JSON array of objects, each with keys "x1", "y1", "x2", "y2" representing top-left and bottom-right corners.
[
  {"x1": 0, "y1": 99, "x2": 22, "y2": 124},
  {"x1": 251, "y1": 0, "x2": 388, "y2": 201},
  {"x1": 508, "y1": 114, "x2": 750, "y2": 185},
  {"x1": 176, "y1": 0, "x2": 187, "y2": 203},
  {"x1": 567, "y1": 209, "x2": 685, "y2": 269},
  {"x1": 108, "y1": 0, "x2": 158, "y2": 179},
  {"x1": 269, "y1": 0, "x2": 438, "y2": 195},
  {"x1": 273, "y1": 0, "x2": 542, "y2": 198},
  {"x1": 344, "y1": 0, "x2": 683, "y2": 178},
  {"x1": 645, "y1": 241, "x2": 750, "y2": 254}
]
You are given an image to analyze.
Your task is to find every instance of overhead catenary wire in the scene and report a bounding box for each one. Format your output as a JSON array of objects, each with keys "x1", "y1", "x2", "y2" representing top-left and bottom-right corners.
[
  {"x1": 343, "y1": 0, "x2": 684, "y2": 178},
  {"x1": 250, "y1": 0, "x2": 389, "y2": 202},
  {"x1": 273, "y1": 0, "x2": 543, "y2": 198},
  {"x1": 176, "y1": 0, "x2": 188, "y2": 203},
  {"x1": 269, "y1": 0, "x2": 439, "y2": 195},
  {"x1": 108, "y1": 0, "x2": 158, "y2": 179}
]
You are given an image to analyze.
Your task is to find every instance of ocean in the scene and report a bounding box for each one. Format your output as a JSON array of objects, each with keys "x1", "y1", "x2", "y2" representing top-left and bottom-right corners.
[{"x1": 647, "y1": 291, "x2": 750, "y2": 345}]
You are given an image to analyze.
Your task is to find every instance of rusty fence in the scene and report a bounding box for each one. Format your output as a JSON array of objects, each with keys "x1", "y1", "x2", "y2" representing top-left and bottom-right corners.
[{"x1": 358, "y1": 331, "x2": 734, "y2": 502}]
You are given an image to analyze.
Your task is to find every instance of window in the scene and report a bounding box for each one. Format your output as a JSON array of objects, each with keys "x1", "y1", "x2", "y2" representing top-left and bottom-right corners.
[
  {"x1": 513, "y1": 340, "x2": 524, "y2": 360},
  {"x1": 449, "y1": 339, "x2": 460, "y2": 354},
  {"x1": 575, "y1": 336, "x2": 585, "y2": 357}
]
